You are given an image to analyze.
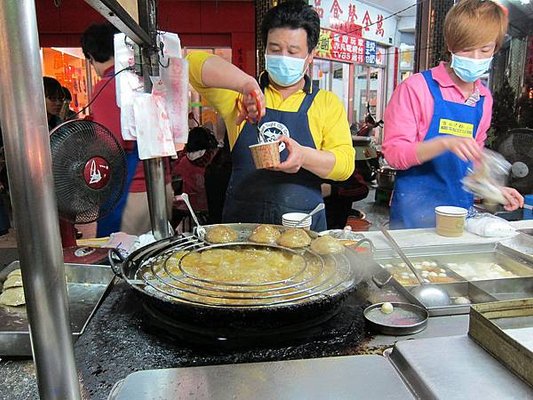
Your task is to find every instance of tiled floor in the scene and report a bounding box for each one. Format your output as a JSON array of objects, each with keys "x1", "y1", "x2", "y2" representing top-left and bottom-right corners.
[{"x1": 354, "y1": 186, "x2": 390, "y2": 231}]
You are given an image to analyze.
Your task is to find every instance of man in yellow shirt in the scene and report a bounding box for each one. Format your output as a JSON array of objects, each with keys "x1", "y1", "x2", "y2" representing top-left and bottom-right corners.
[{"x1": 186, "y1": 1, "x2": 355, "y2": 231}]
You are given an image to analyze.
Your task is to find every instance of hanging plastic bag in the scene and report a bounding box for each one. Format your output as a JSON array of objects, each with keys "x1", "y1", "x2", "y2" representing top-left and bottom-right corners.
[
  {"x1": 114, "y1": 33, "x2": 144, "y2": 140},
  {"x1": 160, "y1": 57, "x2": 189, "y2": 147},
  {"x1": 133, "y1": 90, "x2": 177, "y2": 160},
  {"x1": 462, "y1": 149, "x2": 511, "y2": 205}
]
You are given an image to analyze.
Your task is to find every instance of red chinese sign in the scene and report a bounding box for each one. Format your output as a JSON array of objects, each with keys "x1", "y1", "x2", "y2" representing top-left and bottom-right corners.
[{"x1": 313, "y1": 0, "x2": 394, "y2": 44}]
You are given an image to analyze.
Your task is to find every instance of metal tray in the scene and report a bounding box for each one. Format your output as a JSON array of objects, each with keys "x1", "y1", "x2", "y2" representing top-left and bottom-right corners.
[
  {"x1": 0, "y1": 261, "x2": 114, "y2": 356},
  {"x1": 374, "y1": 245, "x2": 533, "y2": 316},
  {"x1": 472, "y1": 277, "x2": 533, "y2": 301},
  {"x1": 469, "y1": 299, "x2": 533, "y2": 386},
  {"x1": 497, "y1": 232, "x2": 533, "y2": 263}
]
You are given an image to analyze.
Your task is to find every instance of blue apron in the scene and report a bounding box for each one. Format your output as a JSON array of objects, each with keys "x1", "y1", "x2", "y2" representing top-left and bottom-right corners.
[
  {"x1": 223, "y1": 84, "x2": 326, "y2": 231},
  {"x1": 389, "y1": 70, "x2": 484, "y2": 229},
  {"x1": 97, "y1": 144, "x2": 139, "y2": 237}
]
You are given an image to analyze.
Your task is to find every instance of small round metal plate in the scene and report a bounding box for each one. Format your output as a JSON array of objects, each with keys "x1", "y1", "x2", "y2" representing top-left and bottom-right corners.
[{"x1": 364, "y1": 302, "x2": 429, "y2": 336}]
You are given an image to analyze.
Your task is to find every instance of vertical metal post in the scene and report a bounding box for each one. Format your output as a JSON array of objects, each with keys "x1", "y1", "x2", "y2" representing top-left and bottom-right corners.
[
  {"x1": 0, "y1": 1, "x2": 80, "y2": 399},
  {"x1": 138, "y1": 0, "x2": 170, "y2": 240}
]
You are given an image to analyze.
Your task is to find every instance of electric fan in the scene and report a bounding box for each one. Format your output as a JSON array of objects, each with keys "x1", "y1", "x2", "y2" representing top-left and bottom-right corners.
[
  {"x1": 496, "y1": 128, "x2": 533, "y2": 195},
  {"x1": 50, "y1": 119, "x2": 126, "y2": 263}
]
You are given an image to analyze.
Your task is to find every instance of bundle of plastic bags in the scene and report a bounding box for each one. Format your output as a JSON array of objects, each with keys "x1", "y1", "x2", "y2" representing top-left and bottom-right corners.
[{"x1": 465, "y1": 211, "x2": 516, "y2": 237}]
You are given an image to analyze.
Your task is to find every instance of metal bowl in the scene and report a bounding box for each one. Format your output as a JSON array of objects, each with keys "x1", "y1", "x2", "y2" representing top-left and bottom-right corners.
[
  {"x1": 376, "y1": 167, "x2": 396, "y2": 190},
  {"x1": 364, "y1": 302, "x2": 428, "y2": 335}
]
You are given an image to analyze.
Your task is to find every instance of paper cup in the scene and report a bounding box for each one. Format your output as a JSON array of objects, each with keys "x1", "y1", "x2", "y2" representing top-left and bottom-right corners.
[
  {"x1": 435, "y1": 206, "x2": 468, "y2": 237},
  {"x1": 249, "y1": 141, "x2": 280, "y2": 169},
  {"x1": 282, "y1": 212, "x2": 312, "y2": 230}
]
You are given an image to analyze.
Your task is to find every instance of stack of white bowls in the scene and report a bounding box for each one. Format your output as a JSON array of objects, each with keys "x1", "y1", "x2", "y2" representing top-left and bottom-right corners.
[{"x1": 282, "y1": 212, "x2": 312, "y2": 229}]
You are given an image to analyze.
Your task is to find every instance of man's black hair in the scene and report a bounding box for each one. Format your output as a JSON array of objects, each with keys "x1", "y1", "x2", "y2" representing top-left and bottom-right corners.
[
  {"x1": 80, "y1": 23, "x2": 120, "y2": 63},
  {"x1": 261, "y1": 1, "x2": 320, "y2": 53},
  {"x1": 43, "y1": 76, "x2": 63, "y2": 99}
]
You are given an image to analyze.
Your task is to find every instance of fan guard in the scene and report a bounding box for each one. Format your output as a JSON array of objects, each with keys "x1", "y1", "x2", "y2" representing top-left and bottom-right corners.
[
  {"x1": 497, "y1": 128, "x2": 533, "y2": 195},
  {"x1": 50, "y1": 120, "x2": 127, "y2": 224}
]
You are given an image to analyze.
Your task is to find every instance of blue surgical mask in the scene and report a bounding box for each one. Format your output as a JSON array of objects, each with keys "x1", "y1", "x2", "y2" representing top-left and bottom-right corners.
[
  {"x1": 265, "y1": 54, "x2": 307, "y2": 87},
  {"x1": 450, "y1": 53, "x2": 493, "y2": 83}
]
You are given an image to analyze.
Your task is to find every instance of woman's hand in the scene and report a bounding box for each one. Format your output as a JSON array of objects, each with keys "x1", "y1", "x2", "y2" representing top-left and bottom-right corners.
[
  {"x1": 501, "y1": 186, "x2": 524, "y2": 211},
  {"x1": 442, "y1": 136, "x2": 482, "y2": 162},
  {"x1": 235, "y1": 80, "x2": 266, "y2": 125},
  {"x1": 415, "y1": 136, "x2": 482, "y2": 164}
]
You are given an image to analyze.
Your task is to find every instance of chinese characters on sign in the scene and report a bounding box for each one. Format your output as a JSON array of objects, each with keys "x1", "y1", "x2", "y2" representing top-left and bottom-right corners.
[
  {"x1": 313, "y1": 0, "x2": 396, "y2": 45},
  {"x1": 316, "y1": 28, "x2": 379, "y2": 65},
  {"x1": 365, "y1": 40, "x2": 376, "y2": 64}
]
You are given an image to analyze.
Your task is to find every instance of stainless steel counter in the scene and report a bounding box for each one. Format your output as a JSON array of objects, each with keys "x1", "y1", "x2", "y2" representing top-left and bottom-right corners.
[
  {"x1": 109, "y1": 355, "x2": 416, "y2": 400},
  {"x1": 108, "y1": 335, "x2": 532, "y2": 400},
  {"x1": 388, "y1": 335, "x2": 533, "y2": 399}
]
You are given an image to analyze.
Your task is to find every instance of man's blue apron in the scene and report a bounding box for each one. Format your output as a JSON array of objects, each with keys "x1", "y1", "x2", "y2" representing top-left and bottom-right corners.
[
  {"x1": 390, "y1": 70, "x2": 484, "y2": 229},
  {"x1": 97, "y1": 144, "x2": 139, "y2": 237},
  {"x1": 223, "y1": 85, "x2": 326, "y2": 231}
]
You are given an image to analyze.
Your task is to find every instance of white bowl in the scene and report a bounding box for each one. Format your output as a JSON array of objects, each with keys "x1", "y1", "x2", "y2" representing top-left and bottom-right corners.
[{"x1": 282, "y1": 212, "x2": 312, "y2": 228}]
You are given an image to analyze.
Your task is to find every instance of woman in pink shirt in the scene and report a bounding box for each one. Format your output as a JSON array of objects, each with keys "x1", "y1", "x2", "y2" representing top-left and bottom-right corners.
[{"x1": 383, "y1": 0, "x2": 523, "y2": 229}]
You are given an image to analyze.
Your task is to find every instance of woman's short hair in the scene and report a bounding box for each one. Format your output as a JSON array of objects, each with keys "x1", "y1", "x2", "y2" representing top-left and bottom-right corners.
[
  {"x1": 261, "y1": 1, "x2": 320, "y2": 54},
  {"x1": 43, "y1": 76, "x2": 63, "y2": 100},
  {"x1": 444, "y1": 0, "x2": 508, "y2": 54}
]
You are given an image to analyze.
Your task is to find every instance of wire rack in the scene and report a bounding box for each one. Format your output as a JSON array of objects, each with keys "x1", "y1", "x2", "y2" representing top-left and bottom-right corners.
[{"x1": 129, "y1": 229, "x2": 359, "y2": 309}]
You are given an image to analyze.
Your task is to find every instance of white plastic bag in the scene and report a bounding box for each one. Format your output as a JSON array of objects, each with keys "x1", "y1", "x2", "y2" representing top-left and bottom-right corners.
[
  {"x1": 462, "y1": 149, "x2": 511, "y2": 205},
  {"x1": 465, "y1": 213, "x2": 517, "y2": 237},
  {"x1": 114, "y1": 33, "x2": 144, "y2": 140},
  {"x1": 133, "y1": 91, "x2": 177, "y2": 160}
]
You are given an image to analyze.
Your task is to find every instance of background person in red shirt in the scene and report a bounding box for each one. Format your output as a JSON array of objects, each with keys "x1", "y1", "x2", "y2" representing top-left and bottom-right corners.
[{"x1": 81, "y1": 23, "x2": 172, "y2": 237}]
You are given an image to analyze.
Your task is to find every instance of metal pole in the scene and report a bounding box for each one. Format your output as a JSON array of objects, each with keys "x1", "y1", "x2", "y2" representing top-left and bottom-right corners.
[
  {"x1": 138, "y1": 0, "x2": 170, "y2": 240},
  {"x1": 0, "y1": 1, "x2": 80, "y2": 399}
]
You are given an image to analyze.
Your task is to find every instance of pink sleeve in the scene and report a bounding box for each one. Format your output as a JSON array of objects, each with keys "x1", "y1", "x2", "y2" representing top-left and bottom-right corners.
[
  {"x1": 382, "y1": 74, "x2": 432, "y2": 170},
  {"x1": 475, "y1": 91, "x2": 492, "y2": 147}
]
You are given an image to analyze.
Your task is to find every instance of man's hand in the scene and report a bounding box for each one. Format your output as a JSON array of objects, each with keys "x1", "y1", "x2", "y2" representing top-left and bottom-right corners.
[
  {"x1": 235, "y1": 80, "x2": 266, "y2": 125},
  {"x1": 270, "y1": 135, "x2": 306, "y2": 174}
]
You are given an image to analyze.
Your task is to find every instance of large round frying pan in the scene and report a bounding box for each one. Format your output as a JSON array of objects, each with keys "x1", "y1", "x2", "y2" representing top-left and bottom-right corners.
[{"x1": 109, "y1": 224, "x2": 369, "y2": 335}]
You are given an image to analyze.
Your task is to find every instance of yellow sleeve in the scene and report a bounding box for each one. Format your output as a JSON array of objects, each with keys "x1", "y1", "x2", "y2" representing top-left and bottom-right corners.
[
  {"x1": 186, "y1": 51, "x2": 243, "y2": 148},
  {"x1": 308, "y1": 91, "x2": 355, "y2": 181}
]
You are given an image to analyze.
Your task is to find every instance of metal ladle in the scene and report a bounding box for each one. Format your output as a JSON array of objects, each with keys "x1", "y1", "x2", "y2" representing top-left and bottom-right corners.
[
  {"x1": 379, "y1": 225, "x2": 451, "y2": 307},
  {"x1": 179, "y1": 193, "x2": 206, "y2": 240}
]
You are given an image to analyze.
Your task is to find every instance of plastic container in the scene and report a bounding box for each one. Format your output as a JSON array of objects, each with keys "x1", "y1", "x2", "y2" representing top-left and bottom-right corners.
[{"x1": 435, "y1": 206, "x2": 468, "y2": 237}]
